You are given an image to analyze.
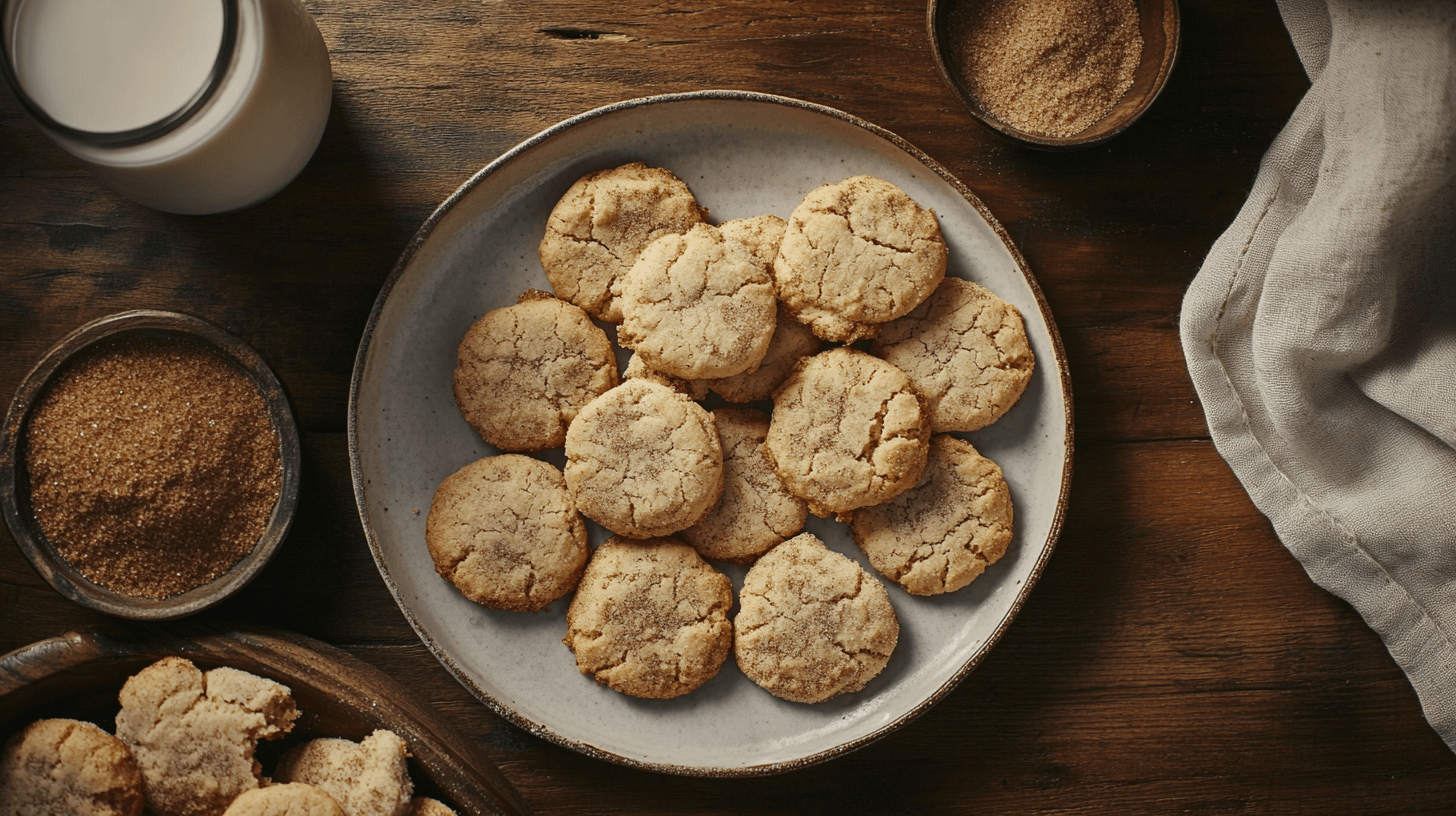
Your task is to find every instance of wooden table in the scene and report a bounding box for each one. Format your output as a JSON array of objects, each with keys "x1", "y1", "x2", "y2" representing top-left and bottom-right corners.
[{"x1": 4, "y1": 1, "x2": 1455, "y2": 812}]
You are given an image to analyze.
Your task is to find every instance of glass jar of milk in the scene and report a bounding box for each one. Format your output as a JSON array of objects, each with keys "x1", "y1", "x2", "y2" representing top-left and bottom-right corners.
[{"x1": 1, "y1": 0, "x2": 331, "y2": 215}]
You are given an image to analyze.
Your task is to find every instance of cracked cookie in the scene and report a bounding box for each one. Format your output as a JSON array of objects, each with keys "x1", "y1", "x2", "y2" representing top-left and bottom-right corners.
[
  {"x1": 538, "y1": 162, "x2": 708, "y2": 322},
  {"x1": 222, "y1": 784, "x2": 344, "y2": 816},
  {"x1": 564, "y1": 378, "x2": 723, "y2": 538},
  {"x1": 563, "y1": 536, "x2": 734, "y2": 698},
  {"x1": 850, "y1": 435, "x2": 1013, "y2": 595},
  {"x1": 871, "y1": 277, "x2": 1034, "y2": 432},
  {"x1": 114, "y1": 657, "x2": 298, "y2": 816},
  {"x1": 734, "y1": 533, "x2": 899, "y2": 703},
  {"x1": 773, "y1": 175, "x2": 947, "y2": 343},
  {"x1": 425, "y1": 454, "x2": 588, "y2": 612},
  {"x1": 453, "y1": 290, "x2": 618, "y2": 452},
  {"x1": 0, "y1": 718, "x2": 145, "y2": 816},
  {"x1": 704, "y1": 303, "x2": 823, "y2": 404},
  {"x1": 274, "y1": 730, "x2": 412, "y2": 816},
  {"x1": 680, "y1": 408, "x2": 807, "y2": 563},
  {"x1": 764, "y1": 347, "x2": 930, "y2": 519}
]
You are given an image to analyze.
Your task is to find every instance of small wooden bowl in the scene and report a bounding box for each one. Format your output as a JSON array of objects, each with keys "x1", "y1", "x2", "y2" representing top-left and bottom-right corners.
[
  {"x1": 0, "y1": 310, "x2": 301, "y2": 620},
  {"x1": 927, "y1": 0, "x2": 1180, "y2": 149}
]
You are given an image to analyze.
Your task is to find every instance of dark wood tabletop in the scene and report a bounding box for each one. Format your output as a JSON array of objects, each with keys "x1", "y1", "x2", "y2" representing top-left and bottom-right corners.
[{"x1": 4, "y1": 1, "x2": 1456, "y2": 813}]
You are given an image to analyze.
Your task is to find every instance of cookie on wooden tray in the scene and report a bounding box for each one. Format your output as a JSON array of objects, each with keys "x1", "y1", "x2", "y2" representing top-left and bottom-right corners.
[
  {"x1": 0, "y1": 718, "x2": 145, "y2": 816},
  {"x1": 564, "y1": 536, "x2": 734, "y2": 699},
  {"x1": 871, "y1": 277, "x2": 1035, "y2": 432},
  {"x1": 850, "y1": 435, "x2": 1013, "y2": 595},
  {"x1": 704, "y1": 303, "x2": 823, "y2": 404},
  {"x1": 618, "y1": 222, "x2": 778, "y2": 380},
  {"x1": 734, "y1": 533, "x2": 900, "y2": 704},
  {"x1": 453, "y1": 290, "x2": 618, "y2": 452},
  {"x1": 538, "y1": 162, "x2": 708, "y2": 322},
  {"x1": 115, "y1": 657, "x2": 298, "y2": 816},
  {"x1": 425, "y1": 454, "x2": 588, "y2": 612},
  {"x1": 764, "y1": 347, "x2": 930, "y2": 519},
  {"x1": 773, "y1": 174, "x2": 947, "y2": 343},
  {"x1": 564, "y1": 378, "x2": 723, "y2": 538},
  {"x1": 274, "y1": 730, "x2": 412, "y2": 816},
  {"x1": 222, "y1": 784, "x2": 344, "y2": 816},
  {"x1": 680, "y1": 408, "x2": 807, "y2": 563}
]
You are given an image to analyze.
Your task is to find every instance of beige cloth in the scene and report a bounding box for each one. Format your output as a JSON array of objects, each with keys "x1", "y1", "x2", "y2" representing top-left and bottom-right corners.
[{"x1": 1180, "y1": 0, "x2": 1456, "y2": 750}]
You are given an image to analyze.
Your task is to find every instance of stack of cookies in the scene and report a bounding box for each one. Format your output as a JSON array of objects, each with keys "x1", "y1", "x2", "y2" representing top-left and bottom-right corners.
[{"x1": 429, "y1": 162, "x2": 1035, "y2": 705}]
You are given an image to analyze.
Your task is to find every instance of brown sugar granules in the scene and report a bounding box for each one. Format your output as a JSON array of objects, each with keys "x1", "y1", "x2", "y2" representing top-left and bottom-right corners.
[
  {"x1": 23, "y1": 334, "x2": 282, "y2": 599},
  {"x1": 953, "y1": 0, "x2": 1142, "y2": 138}
]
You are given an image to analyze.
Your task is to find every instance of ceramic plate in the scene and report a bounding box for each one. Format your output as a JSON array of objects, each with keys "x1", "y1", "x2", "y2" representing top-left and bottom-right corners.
[{"x1": 349, "y1": 91, "x2": 1072, "y2": 776}]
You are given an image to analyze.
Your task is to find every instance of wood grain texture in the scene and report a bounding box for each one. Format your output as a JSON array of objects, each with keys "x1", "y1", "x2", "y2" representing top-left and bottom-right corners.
[{"x1": 3, "y1": 0, "x2": 1455, "y2": 813}]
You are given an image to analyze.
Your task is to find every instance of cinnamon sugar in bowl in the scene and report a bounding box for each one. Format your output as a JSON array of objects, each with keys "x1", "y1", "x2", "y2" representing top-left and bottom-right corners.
[{"x1": 0, "y1": 310, "x2": 301, "y2": 619}]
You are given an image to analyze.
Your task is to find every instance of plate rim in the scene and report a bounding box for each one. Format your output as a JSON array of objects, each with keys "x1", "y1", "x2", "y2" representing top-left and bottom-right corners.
[{"x1": 347, "y1": 89, "x2": 1074, "y2": 777}]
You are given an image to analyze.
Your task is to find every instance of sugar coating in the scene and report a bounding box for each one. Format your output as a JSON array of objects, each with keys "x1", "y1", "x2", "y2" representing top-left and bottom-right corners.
[
  {"x1": 0, "y1": 718, "x2": 144, "y2": 816},
  {"x1": 539, "y1": 162, "x2": 708, "y2": 322},
  {"x1": 680, "y1": 408, "x2": 807, "y2": 563},
  {"x1": 274, "y1": 731, "x2": 412, "y2": 816},
  {"x1": 405, "y1": 799, "x2": 457, "y2": 816},
  {"x1": 222, "y1": 784, "x2": 344, "y2": 816},
  {"x1": 622, "y1": 351, "x2": 710, "y2": 402},
  {"x1": 425, "y1": 454, "x2": 588, "y2": 612},
  {"x1": 564, "y1": 379, "x2": 723, "y2": 538},
  {"x1": 114, "y1": 657, "x2": 298, "y2": 816},
  {"x1": 774, "y1": 175, "x2": 947, "y2": 343},
  {"x1": 705, "y1": 303, "x2": 823, "y2": 404},
  {"x1": 564, "y1": 537, "x2": 734, "y2": 699},
  {"x1": 851, "y1": 435, "x2": 1013, "y2": 595},
  {"x1": 453, "y1": 291, "x2": 618, "y2": 452},
  {"x1": 734, "y1": 533, "x2": 899, "y2": 703},
  {"x1": 871, "y1": 277, "x2": 1034, "y2": 432},
  {"x1": 618, "y1": 222, "x2": 778, "y2": 380},
  {"x1": 765, "y1": 348, "x2": 930, "y2": 519}
]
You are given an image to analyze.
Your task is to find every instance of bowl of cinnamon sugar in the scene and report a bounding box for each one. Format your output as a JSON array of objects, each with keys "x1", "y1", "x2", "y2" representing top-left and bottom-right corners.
[
  {"x1": 928, "y1": 0, "x2": 1180, "y2": 149},
  {"x1": 0, "y1": 310, "x2": 301, "y2": 620}
]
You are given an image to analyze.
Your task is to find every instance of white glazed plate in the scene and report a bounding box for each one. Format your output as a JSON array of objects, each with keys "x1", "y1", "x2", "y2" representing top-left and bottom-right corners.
[{"x1": 349, "y1": 91, "x2": 1073, "y2": 776}]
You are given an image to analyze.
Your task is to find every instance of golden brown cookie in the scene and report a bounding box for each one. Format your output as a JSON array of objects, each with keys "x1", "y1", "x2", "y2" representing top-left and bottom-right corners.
[
  {"x1": 871, "y1": 277, "x2": 1034, "y2": 432},
  {"x1": 774, "y1": 175, "x2": 947, "y2": 342},
  {"x1": 704, "y1": 303, "x2": 823, "y2": 404},
  {"x1": 453, "y1": 291, "x2": 618, "y2": 452},
  {"x1": 850, "y1": 435, "x2": 1013, "y2": 595},
  {"x1": 222, "y1": 784, "x2": 344, "y2": 816},
  {"x1": 538, "y1": 163, "x2": 708, "y2": 322},
  {"x1": 622, "y1": 351, "x2": 710, "y2": 401},
  {"x1": 564, "y1": 379, "x2": 723, "y2": 538},
  {"x1": 680, "y1": 408, "x2": 807, "y2": 563},
  {"x1": 764, "y1": 348, "x2": 930, "y2": 519},
  {"x1": 405, "y1": 799, "x2": 457, "y2": 816},
  {"x1": 0, "y1": 718, "x2": 144, "y2": 816},
  {"x1": 718, "y1": 213, "x2": 786, "y2": 270},
  {"x1": 273, "y1": 731, "x2": 412, "y2": 816},
  {"x1": 618, "y1": 222, "x2": 778, "y2": 380},
  {"x1": 734, "y1": 533, "x2": 899, "y2": 703},
  {"x1": 563, "y1": 537, "x2": 734, "y2": 699},
  {"x1": 114, "y1": 657, "x2": 298, "y2": 816},
  {"x1": 425, "y1": 454, "x2": 588, "y2": 612}
]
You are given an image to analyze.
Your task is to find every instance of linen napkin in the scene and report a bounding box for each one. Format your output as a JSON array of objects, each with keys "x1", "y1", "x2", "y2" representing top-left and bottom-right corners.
[{"x1": 1179, "y1": 0, "x2": 1456, "y2": 750}]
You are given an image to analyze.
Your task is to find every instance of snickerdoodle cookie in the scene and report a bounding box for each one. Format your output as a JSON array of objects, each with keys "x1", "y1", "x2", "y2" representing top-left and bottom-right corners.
[
  {"x1": 274, "y1": 731, "x2": 412, "y2": 816},
  {"x1": 539, "y1": 163, "x2": 708, "y2": 322},
  {"x1": 764, "y1": 348, "x2": 930, "y2": 519},
  {"x1": 425, "y1": 454, "x2": 588, "y2": 612},
  {"x1": 222, "y1": 784, "x2": 344, "y2": 816},
  {"x1": 850, "y1": 435, "x2": 1013, "y2": 596},
  {"x1": 453, "y1": 290, "x2": 618, "y2": 452},
  {"x1": 0, "y1": 718, "x2": 144, "y2": 816},
  {"x1": 621, "y1": 352, "x2": 710, "y2": 402},
  {"x1": 564, "y1": 379, "x2": 723, "y2": 538},
  {"x1": 871, "y1": 277, "x2": 1034, "y2": 432},
  {"x1": 563, "y1": 537, "x2": 734, "y2": 698},
  {"x1": 773, "y1": 175, "x2": 947, "y2": 343},
  {"x1": 734, "y1": 533, "x2": 899, "y2": 703},
  {"x1": 704, "y1": 303, "x2": 822, "y2": 404}
]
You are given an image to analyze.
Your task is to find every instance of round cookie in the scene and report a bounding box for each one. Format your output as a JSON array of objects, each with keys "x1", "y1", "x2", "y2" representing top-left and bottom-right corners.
[
  {"x1": 734, "y1": 533, "x2": 899, "y2": 704},
  {"x1": 538, "y1": 162, "x2": 708, "y2": 322},
  {"x1": 680, "y1": 408, "x2": 807, "y2": 563},
  {"x1": 453, "y1": 291, "x2": 618, "y2": 452},
  {"x1": 563, "y1": 536, "x2": 734, "y2": 698},
  {"x1": 774, "y1": 174, "x2": 947, "y2": 343},
  {"x1": 764, "y1": 347, "x2": 931, "y2": 519},
  {"x1": 705, "y1": 303, "x2": 823, "y2": 404},
  {"x1": 850, "y1": 435, "x2": 1013, "y2": 595},
  {"x1": 274, "y1": 731, "x2": 412, "y2": 816},
  {"x1": 0, "y1": 718, "x2": 145, "y2": 816},
  {"x1": 564, "y1": 378, "x2": 723, "y2": 538},
  {"x1": 871, "y1": 277, "x2": 1035, "y2": 432},
  {"x1": 425, "y1": 454, "x2": 588, "y2": 612},
  {"x1": 222, "y1": 784, "x2": 344, "y2": 816},
  {"x1": 618, "y1": 222, "x2": 778, "y2": 380}
]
